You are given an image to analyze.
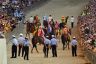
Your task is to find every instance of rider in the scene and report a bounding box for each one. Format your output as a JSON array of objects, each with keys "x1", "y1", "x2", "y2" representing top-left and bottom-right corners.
[
  {"x1": 61, "y1": 25, "x2": 69, "y2": 50},
  {"x1": 38, "y1": 26, "x2": 45, "y2": 44},
  {"x1": 43, "y1": 15, "x2": 48, "y2": 28}
]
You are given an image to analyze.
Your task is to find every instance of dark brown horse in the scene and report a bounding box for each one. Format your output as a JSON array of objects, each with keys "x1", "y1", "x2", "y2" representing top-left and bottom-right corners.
[{"x1": 61, "y1": 33, "x2": 70, "y2": 50}]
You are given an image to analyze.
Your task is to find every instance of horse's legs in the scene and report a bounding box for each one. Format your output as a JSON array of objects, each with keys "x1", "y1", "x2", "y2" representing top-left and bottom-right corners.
[
  {"x1": 31, "y1": 48, "x2": 33, "y2": 53},
  {"x1": 28, "y1": 33, "x2": 30, "y2": 39},
  {"x1": 66, "y1": 41, "x2": 70, "y2": 50},
  {"x1": 35, "y1": 48, "x2": 39, "y2": 53}
]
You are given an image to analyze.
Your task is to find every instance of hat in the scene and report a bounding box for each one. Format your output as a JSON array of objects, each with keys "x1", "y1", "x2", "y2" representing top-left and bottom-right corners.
[
  {"x1": 52, "y1": 35, "x2": 55, "y2": 38},
  {"x1": 19, "y1": 33, "x2": 23, "y2": 36},
  {"x1": 12, "y1": 35, "x2": 15, "y2": 37},
  {"x1": 73, "y1": 36, "x2": 76, "y2": 39}
]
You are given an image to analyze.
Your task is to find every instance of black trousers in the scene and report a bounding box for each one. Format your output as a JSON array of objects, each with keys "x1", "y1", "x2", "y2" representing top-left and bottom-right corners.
[
  {"x1": 22, "y1": 46, "x2": 25, "y2": 57},
  {"x1": 51, "y1": 45, "x2": 57, "y2": 57},
  {"x1": 12, "y1": 45, "x2": 17, "y2": 58},
  {"x1": 43, "y1": 44, "x2": 49, "y2": 57},
  {"x1": 24, "y1": 46, "x2": 29, "y2": 60},
  {"x1": 72, "y1": 45, "x2": 77, "y2": 56},
  {"x1": 18, "y1": 44, "x2": 24, "y2": 57},
  {"x1": 71, "y1": 22, "x2": 74, "y2": 28}
]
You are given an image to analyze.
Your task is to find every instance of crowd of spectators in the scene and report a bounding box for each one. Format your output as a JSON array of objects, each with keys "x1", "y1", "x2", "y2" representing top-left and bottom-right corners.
[
  {"x1": 78, "y1": 0, "x2": 96, "y2": 52},
  {"x1": 0, "y1": 0, "x2": 42, "y2": 34}
]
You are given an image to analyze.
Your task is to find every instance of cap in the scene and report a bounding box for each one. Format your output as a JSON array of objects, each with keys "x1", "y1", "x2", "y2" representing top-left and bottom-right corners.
[
  {"x1": 73, "y1": 36, "x2": 76, "y2": 39},
  {"x1": 19, "y1": 33, "x2": 23, "y2": 36},
  {"x1": 52, "y1": 35, "x2": 55, "y2": 38},
  {"x1": 12, "y1": 35, "x2": 15, "y2": 37}
]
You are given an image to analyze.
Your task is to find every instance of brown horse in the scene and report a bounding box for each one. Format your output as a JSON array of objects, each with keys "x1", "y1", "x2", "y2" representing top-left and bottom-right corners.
[
  {"x1": 61, "y1": 33, "x2": 70, "y2": 50},
  {"x1": 33, "y1": 28, "x2": 44, "y2": 45}
]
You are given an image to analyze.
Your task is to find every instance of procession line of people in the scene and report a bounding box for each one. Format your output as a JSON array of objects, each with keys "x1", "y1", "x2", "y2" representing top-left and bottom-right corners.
[{"x1": 10, "y1": 14, "x2": 78, "y2": 60}]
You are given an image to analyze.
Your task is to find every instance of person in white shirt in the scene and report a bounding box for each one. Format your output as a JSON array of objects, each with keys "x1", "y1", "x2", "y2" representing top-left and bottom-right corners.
[
  {"x1": 51, "y1": 35, "x2": 57, "y2": 57},
  {"x1": 70, "y1": 36, "x2": 77, "y2": 57},
  {"x1": 43, "y1": 36, "x2": 51, "y2": 58},
  {"x1": 23, "y1": 37, "x2": 30, "y2": 60},
  {"x1": 70, "y1": 16, "x2": 75, "y2": 28},
  {"x1": 18, "y1": 33, "x2": 25, "y2": 57},
  {"x1": 11, "y1": 35, "x2": 18, "y2": 58},
  {"x1": 29, "y1": 16, "x2": 33, "y2": 23}
]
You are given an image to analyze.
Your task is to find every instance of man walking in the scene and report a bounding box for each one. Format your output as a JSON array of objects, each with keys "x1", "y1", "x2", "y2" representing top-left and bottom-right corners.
[
  {"x1": 24, "y1": 37, "x2": 29, "y2": 60},
  {"x1": 70, "y1": 36, "x2": 77, "y2": 57},
  {"x1": 24, "y1": 37, "x2": 30, "y2": 60},
  {"x1": 18, "y1": 33, "x2": 25, "y2": 57},
  {"x1": 11, "y1": 35, "x2": 18, "y2": 58},
  {"x1": 51, "y1": 35, "x2": 57, "y2": 57},
  {"x1": 70, "y1": 16, "x2": 74, "y2": 28},
  {"x1": 43, "y1": 36, "x2": 51, "y2": 58}
]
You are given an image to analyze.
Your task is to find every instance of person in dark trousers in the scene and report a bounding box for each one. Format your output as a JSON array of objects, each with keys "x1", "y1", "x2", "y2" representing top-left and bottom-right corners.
[
  {"x1": 70, "y1": 36, "x2": 77, "y2": 57},
  {"x1": 11, "y1": 35, "x2": 18, "y2": 58},
  {"x1": 24, "y1": 37, "x2": 30, "y2": 60},
  {"x1": 31, "y1": 36, "x2": 39, "y2": 53},
  {"x1": 18, "y1": 33, "x2": 25, "y2": 57},
  {"x1": 51, "y1": 35, "x2": 57, "y2": 57},
  {"x1": 65, "y1": 16, "x2": 69, "y2": 24},
  {"x1": 22, "y1": 44, "x2": 25, "y2": 57},
  {"x1": 43, "y1": 36, "x2": 51, "y2": 58}
]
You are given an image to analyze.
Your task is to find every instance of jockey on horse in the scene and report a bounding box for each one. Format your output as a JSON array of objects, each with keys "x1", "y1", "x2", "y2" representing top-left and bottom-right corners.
[
  {"x1": 61, "y1": 21, "x2": 70, "y2": 50},
  {"x1": 26, "y1": 16, "x2": 35, "y2": 38},
  {"x1": 33, "y1": 25, "x2": 45, "y2": 45},
  {"x1": 55, "y1": 20, "x2": 60, "y2": 38}
]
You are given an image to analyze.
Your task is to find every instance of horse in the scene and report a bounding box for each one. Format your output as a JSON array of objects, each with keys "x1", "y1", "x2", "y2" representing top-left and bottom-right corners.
[
  {"x1": 61, "y1": 26, "x2": 71, "y2": 50},
  {"x1": 33, "y1": 28, "x2": 45, "y2": 45},
  {"x1": 26, "y1": 21, "x2": 36, "y2": 38}
]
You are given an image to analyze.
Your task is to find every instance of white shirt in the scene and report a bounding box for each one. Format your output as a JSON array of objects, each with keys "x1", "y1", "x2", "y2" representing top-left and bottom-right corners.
[
  {"x1": 11, "y1": 38, "x2": 18, "y2": 46},
  {"x1": 44, "y1": 38, "x2": 51, "y2": 45},
  {"x1": 70, "y1": 17, "x2": 74, "y2": 22},
  {"x1": 51, "y1": 38, "x2": 57, "y2": 45},
  {"x1": 18, "y1": 36, "x2": 25, "y2": 44},
  {"x1": 71, "y1": 39, "x2": 77, "y2": 46},
  {"x1": 48, "y1": 16, "x2": 52, "y2": 21},
  {"x1": 29, "y1": 17, "x2": 33, "y2": 23},
  {"x1": 24, "y1": 40, "x2": 29, "y2": 46}
]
